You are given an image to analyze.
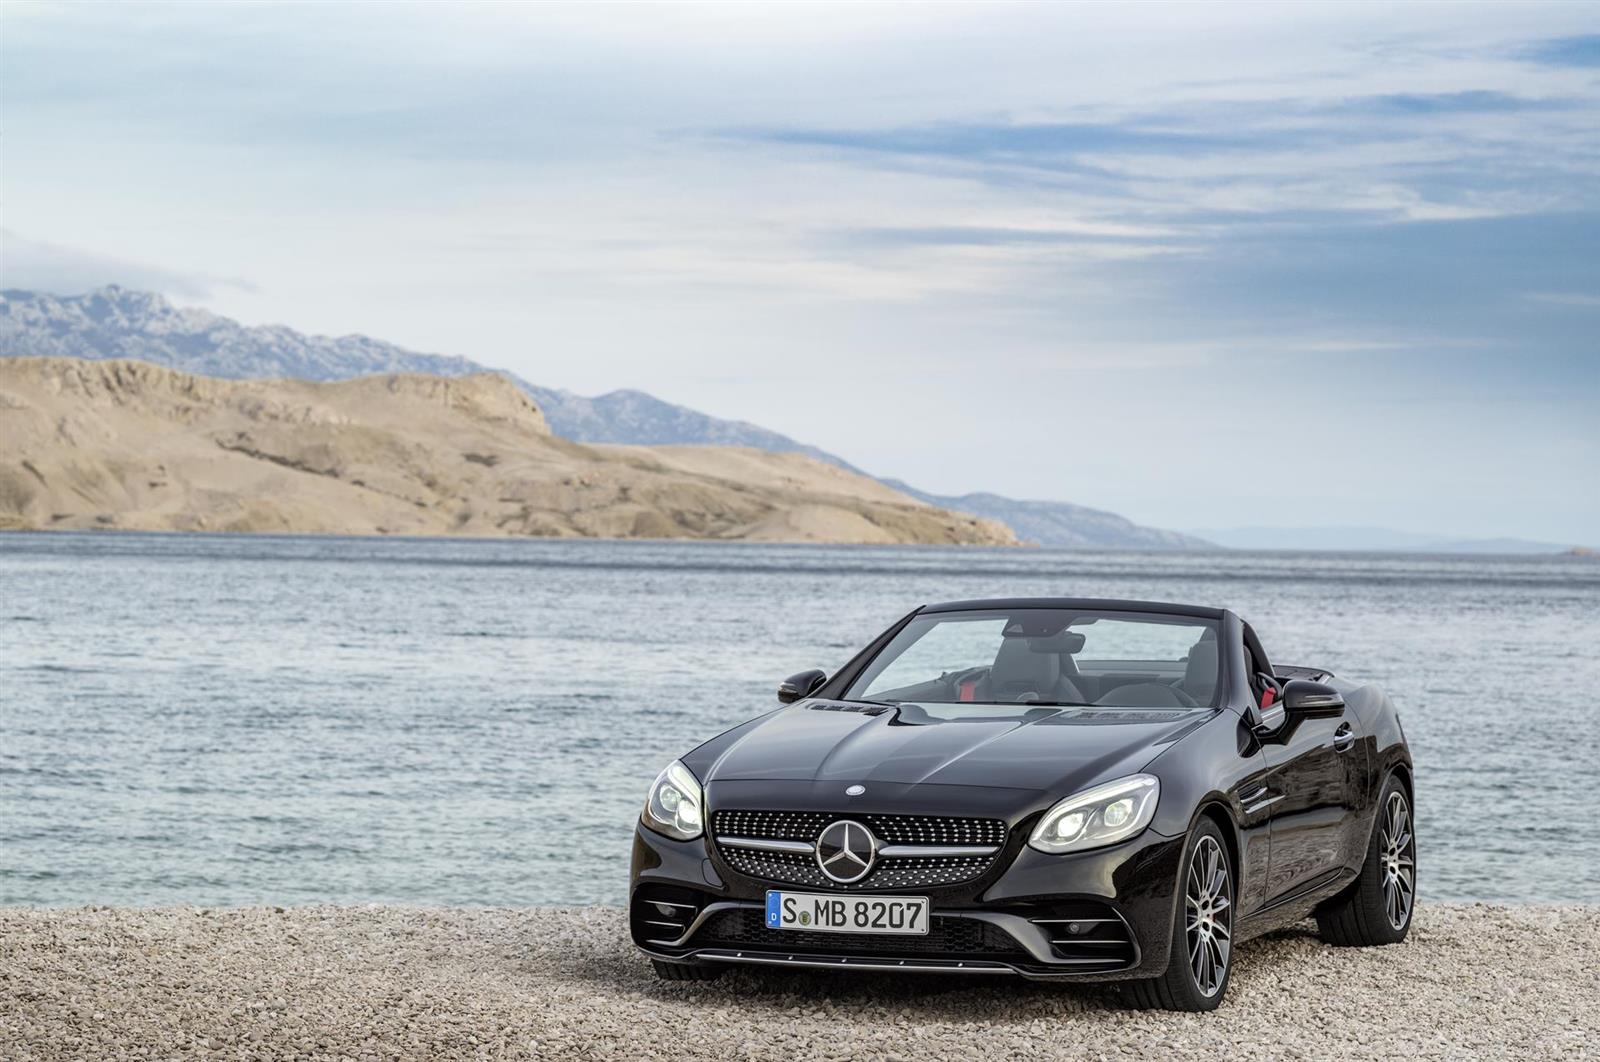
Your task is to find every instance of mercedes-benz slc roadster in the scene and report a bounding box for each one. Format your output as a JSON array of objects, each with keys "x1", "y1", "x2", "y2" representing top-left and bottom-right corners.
[{"x1": 630, "y1": 599, "x2": 1415, "y2": 1011}]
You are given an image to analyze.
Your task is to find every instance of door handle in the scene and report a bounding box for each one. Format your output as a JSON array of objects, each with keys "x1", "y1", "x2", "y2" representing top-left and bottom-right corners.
[{"x1": 1332, "y1": 724, "x2": 1355, "y2": 752}]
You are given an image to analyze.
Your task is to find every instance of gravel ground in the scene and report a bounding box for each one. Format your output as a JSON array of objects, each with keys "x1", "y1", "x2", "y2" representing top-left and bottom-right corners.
[{"x1": 2, "y1": 904, "x2": 1595, "y2": 1061}]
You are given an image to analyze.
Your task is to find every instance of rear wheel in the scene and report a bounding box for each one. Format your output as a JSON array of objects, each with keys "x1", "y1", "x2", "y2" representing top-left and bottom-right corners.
[
  {"x1": 1124, "y1": 818, "x2": 1233, "y2": 1011},
  {"x1": 651, "y1": 959, "x2": 723, "y2": 982},
  {"x1": 1317, "y1": 775, "x2": 1415, "y2": 946}
]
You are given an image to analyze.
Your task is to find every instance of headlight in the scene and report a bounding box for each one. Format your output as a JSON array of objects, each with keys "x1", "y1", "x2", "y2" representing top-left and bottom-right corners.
[
  {"x1": 641, "y1": 759, "x2": 705, "y2": 841},
  {"x1": 1028, "y1": 774, "x2": 1159, "y2": 854}
]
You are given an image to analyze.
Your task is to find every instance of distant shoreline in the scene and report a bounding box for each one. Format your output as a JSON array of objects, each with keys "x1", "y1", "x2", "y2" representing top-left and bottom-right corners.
[{"x1": 3, "y1": 524, "x2": 1594, "y2": 558}]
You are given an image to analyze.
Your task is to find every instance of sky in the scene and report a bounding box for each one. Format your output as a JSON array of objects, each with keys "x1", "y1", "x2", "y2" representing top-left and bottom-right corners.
[{"x1": 3, "y1": 1, "x2": 1598, "y2": 542}]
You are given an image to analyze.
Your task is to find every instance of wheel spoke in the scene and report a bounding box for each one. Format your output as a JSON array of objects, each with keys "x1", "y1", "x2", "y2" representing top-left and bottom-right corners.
[
  {"x1": 1209, "y1": 933, "x2": 1228, "y2": 971},
  {"x1": 1211, "y1": 894, "x2": 1230, "y2": 914},
  {"x1": 1212, "y1": 919, "x2": 1231, "y2": 941}
]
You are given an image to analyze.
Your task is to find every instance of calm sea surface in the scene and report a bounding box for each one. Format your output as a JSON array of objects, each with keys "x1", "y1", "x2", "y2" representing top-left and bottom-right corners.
[{"x1": 2, "y1": 532, "x2": 1597, "y2": 906}]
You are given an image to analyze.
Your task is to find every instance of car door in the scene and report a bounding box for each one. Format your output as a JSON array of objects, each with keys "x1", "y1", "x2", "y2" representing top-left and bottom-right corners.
[
  {"x1": 1259, "y1": 711, "x2": 1360, "y2": 899},
  {"x1": 1244, "y1": 628, "x2": 1365, "y2": 901}
]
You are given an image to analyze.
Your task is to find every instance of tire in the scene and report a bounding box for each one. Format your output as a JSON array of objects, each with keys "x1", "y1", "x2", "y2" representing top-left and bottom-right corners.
[
  {"x1": 1123, "y1": 818, "x2": 1234, "y2": 1012},
  {"x1": 1317, "y1": 774, "x2": 1416, "y2": 947},
  {"x1": 651, "y1": 959, "x2": 723, "y2": 982}
]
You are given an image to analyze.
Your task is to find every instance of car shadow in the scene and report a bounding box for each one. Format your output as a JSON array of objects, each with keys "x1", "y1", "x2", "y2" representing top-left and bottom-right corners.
[{"x1": 517, "y1": 921, "x2": 1312, "y2": 1019}]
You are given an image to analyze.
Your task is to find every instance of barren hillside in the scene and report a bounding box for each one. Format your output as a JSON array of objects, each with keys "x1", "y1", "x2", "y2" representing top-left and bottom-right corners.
[{"x1": 0, "y1": 358, "x2": 1015, "y2": 545}]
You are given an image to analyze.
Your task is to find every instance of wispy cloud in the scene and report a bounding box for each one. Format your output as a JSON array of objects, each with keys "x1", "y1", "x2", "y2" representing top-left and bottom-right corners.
[
  {"x1": 1521, "y1": 34, "x2": 1600, "y2": 67},
  {"x1": 1330, "y1": 90, "x2": 1573, "y2": 115},
  {"x1": 0, "y1": 230, "x2": 255, "y2": 298},
  {"x1": 1525, "y1": 292, "x2": 1600, "y2": 308}
]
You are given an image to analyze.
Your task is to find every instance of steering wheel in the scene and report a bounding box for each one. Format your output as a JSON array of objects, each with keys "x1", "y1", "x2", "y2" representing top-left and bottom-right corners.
[{"x1": 1168, "y1": 685, "x2": 1200, "y2": 708}]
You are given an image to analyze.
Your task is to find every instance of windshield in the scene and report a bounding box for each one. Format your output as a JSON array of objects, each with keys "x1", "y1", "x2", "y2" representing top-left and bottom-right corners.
[{"x1": 844, "y1": 608, "x2": 1222, "y2": 709}]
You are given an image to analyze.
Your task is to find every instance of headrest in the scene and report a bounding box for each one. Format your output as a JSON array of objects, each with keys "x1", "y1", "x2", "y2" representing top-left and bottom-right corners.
[
  {"x1": 1182, "y1": 639, "x2": 1219, "y2": 700},
  {"x1": 990, "y1": 637, "x2": 1061, "y2": 690}
]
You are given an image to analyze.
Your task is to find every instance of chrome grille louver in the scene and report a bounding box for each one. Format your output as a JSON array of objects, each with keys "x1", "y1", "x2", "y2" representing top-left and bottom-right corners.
[
  {"x1": 629, "y1": 884, "x2": 706, "y2": 945},
  {"x1": 711, "y1": 810, "x2": 1007, "y2": 890},
  {"x1": 1029, "y1": 902, "x2": 1138, "y2": 970}
]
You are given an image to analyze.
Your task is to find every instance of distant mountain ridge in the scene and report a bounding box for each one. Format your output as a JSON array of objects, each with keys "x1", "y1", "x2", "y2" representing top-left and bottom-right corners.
[
  {"x1": 0, "y1": 286, "x2": 1202, "y2": 548},
  {"x1": 889, "y1": 482, "x2": 1210, "y2": 550},
  {"x1": 1189, "y1": 525, "x2": 1585, "y2": 554}
]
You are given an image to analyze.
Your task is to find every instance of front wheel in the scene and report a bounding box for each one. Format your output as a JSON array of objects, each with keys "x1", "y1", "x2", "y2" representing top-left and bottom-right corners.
[
  {"x1": 1317, "y1": 775, "x2": 1416, "y2": 946},
  {"x1": 1123, "y1": 818, "x2": 1234, "y2": 1011}
]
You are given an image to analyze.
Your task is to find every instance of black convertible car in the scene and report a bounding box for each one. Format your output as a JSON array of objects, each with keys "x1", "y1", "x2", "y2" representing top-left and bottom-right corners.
[{"x1": 630, "y1": 599, "x2": 1415, "y2": 1010}]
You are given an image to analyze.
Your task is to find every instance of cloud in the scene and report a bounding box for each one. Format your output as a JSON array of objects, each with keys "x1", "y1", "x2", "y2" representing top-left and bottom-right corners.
[
  {"x1": 832, "y1": 225, "x2": 1180, "y2": 249},
  {"x1": 734, "y1": 121, "x2": 1283, "y2": 162},
  {"x1": 1521, "y1": 34, "x2": 1600, "y2": 67},
  {"x1": 0, "y1": 231, "x2": 255, "y2": 298},
  {"x1": 1525, "y1": 292, "x2": 1600, "y2": 308},
  {"x1": 1331, "y1": 91, "x2": 1572, "y2": 115}
]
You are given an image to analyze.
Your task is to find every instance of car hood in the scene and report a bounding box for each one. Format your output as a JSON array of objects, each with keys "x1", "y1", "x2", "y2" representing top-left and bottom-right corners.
[{"x1": 693, "y1": 700, "x2": 1210, "y2": 798}]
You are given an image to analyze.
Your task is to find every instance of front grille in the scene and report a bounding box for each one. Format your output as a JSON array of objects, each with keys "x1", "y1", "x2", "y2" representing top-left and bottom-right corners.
[
  {"x1": 715, "y1": 811, "x2": 1005, "y2": 847},
  {"x1": 712, "y1": 810, "x2": 1008, "y2": 891},
  {"x1": 718, "y1": 847, "x2": 994, "y2": 891},
  {"x1": 692, "y1": 908, "x2": 1025, "y2": 958}
]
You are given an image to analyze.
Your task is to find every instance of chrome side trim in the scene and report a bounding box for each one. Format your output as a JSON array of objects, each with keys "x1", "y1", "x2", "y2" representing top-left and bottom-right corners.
[
  {"x1": 1244, "y1": 794, "x2": 1284, "y2": 814},
  {"x1": 877, "y1": 844, "x2": 1000, "y2": 858},
  {"x1": 716, "y1": 837, "x2": 816, "y2": 854}
]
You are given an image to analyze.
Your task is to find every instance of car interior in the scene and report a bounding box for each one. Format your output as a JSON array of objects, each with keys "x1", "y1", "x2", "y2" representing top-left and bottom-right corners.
[{"x1": 858, "y1": 612, "x2": 1225, "y2": 709}]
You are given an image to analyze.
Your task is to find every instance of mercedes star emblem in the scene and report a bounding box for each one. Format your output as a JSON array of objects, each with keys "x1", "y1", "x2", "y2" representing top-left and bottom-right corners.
[
  {"x1": 816, "y1": 819, "x2": 877, "y2": 883},
  {"x1": 845, "y1": 784, "x2": 866, "y2": 796}
]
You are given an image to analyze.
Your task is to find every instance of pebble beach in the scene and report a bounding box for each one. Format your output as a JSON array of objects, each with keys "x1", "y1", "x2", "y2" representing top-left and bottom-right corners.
[{"x1": 3, "y1": 904, "x2": 1595, "y2": 1060}]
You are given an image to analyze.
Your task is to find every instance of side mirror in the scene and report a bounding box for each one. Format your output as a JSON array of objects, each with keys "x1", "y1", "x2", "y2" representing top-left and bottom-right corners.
[
  {"x1": 1281, "y1": 679, "x2": 1344, "y2": 718},
  {"x1": 778, "y1": 668, "x2": 828, "y2": 704}
]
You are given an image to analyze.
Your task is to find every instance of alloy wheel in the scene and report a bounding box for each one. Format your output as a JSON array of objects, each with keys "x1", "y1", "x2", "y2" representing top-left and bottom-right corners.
[
  {"x1": 1184, "y1": 834, "x2": 1231, "y2": 997},
  {"x1": 1379, "y1": 791, "x2": 1415, "y2": 930}
]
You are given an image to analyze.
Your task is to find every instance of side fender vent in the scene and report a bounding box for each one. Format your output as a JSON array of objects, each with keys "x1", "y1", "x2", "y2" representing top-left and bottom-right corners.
[{"x1": 805, "y1": 700, "x2": 892, "y2": 716}]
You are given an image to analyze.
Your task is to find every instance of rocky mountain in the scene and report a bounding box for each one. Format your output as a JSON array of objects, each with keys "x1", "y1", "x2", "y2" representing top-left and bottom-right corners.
[
  {"x1": 0, "y1": 358, "x2": 1015, "y2": 545},
  {"x1": 0, "y1": 286, "x2": 1204, "y2": 548},
  {"x1": 531, "y1": 386, "x2": 863, "y2": 472},
  {"x1": 0, "y1": 286, "x2": 484, "y2": 381}
]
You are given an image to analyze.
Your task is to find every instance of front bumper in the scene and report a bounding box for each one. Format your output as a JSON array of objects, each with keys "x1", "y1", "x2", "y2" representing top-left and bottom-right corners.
[{"x1": 629, "y1": 822, "x2": 1185, "y2": 982}]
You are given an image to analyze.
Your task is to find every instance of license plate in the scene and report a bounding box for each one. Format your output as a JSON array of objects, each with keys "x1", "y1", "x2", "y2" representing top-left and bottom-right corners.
[{"x1": 765, "y1": 891, "x2": 929, "y2": 935}]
